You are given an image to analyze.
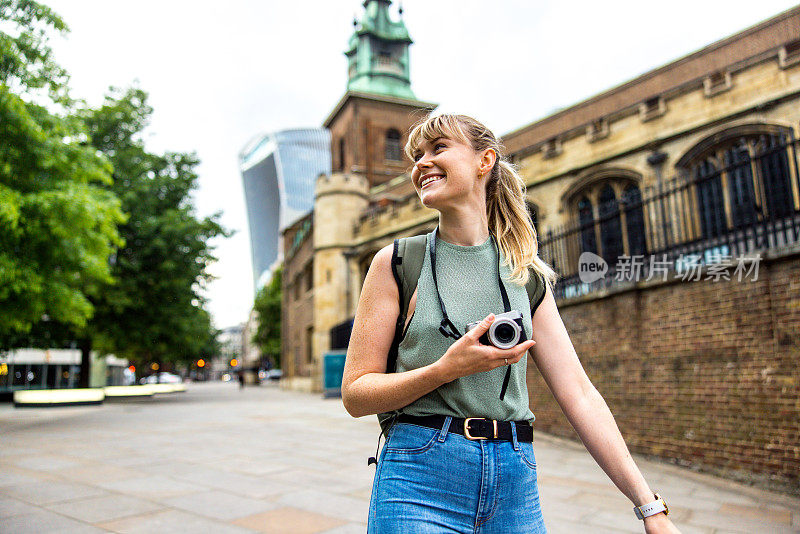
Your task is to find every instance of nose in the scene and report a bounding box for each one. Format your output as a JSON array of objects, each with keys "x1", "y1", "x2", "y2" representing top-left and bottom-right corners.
[{"x1": 415, "y1": 154, "x2": 433, "y2": 172}]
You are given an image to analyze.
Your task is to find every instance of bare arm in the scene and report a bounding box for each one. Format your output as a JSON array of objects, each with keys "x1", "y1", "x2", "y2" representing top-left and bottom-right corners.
[
  {"x1": 342, "y1": 244, "x2": 535, "y2": 418},
  {"x1": 530, "y1": 284, "x2": 679, "y2": 533}
]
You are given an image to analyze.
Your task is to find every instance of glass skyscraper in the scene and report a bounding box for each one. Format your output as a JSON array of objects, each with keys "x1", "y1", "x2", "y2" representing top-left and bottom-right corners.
[{"x1": 239, "y1": 129, "x2": 331, "y2": 290}]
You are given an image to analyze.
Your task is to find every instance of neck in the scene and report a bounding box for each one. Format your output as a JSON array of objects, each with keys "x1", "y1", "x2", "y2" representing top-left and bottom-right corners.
[{"x1": 437, "y1": 203, "x2": 490, "y2": 246}]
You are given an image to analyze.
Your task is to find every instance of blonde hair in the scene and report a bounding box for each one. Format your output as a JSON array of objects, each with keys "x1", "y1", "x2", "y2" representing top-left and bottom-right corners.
[{"x1": 405, "y1": 113, "x2": 558, "y2": 289}]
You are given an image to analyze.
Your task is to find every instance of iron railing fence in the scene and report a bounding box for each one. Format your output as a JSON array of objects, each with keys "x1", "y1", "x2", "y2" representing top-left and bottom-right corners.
[{"x1": 540, "y1": 130, "x2": 800, "y2": 300}]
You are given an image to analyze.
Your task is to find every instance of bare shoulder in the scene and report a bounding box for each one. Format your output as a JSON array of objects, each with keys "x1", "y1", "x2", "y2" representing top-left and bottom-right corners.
[
  {"x1": 345, "y1": 243, "x2": 399, "y2": 377},
  {"x1": 365, "y1": 243, "x2": 397, "y2": 295}
]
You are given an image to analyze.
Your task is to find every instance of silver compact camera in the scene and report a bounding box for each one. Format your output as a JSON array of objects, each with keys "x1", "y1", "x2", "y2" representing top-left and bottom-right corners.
[{"x1": 466, "y1": 310, "x2": 527, "y2": 350}]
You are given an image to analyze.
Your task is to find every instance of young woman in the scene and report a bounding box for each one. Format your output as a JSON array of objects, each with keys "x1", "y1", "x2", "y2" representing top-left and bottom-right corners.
[{"x1": 342, "y1": 114, "x2": 680, "y2": 533}]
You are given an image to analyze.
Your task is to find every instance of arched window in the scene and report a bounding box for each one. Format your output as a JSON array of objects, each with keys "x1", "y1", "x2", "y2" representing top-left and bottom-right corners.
[
  {"x1": 385, "y1": 129, "x2": 402, "y2": 161},
  {"x1": 678, "y1": 127, "x2": 798, "y2": 240}
]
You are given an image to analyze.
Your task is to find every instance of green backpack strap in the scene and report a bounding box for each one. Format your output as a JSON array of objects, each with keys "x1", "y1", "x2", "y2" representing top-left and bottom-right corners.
[
  {"x1": 386, "y1": 233, "x2": 427, "y2": 374},
  {"x1": 378, "y1": 233, "x2": 427, "y2": 439}
]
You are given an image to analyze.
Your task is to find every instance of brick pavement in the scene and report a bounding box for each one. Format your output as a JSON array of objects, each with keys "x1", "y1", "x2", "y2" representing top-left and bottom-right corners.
[{"x1": 0, "y1": 381, "x2": 797, "y2": 533}]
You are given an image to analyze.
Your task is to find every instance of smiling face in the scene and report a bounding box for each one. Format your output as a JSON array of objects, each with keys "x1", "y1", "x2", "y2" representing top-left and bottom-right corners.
[{"x1": 410, "y1": 135, "x2": 496, "y2": 212}]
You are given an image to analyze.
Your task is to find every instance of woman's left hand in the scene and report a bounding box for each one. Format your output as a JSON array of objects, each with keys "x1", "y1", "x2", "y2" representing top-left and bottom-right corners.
[{"x1": 643, "y1": 512, "x2": 681, "y2": 533}]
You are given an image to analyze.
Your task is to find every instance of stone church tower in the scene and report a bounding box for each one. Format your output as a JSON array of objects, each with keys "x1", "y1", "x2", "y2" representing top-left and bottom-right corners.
[{"x1": 282, "y1": 0, "x2": 435, "y2": 392}]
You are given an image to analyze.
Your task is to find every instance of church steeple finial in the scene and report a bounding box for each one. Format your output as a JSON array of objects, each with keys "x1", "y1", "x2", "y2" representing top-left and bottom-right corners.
[{"x1": 344, "y1": 0, "x2": 415, "y2": 100}]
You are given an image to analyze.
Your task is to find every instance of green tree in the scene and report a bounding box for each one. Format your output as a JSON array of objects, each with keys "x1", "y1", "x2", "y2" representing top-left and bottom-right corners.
[
  {"x1": 78, "y1": 86, "x2": 229, "y2": 383},
  {"x1": 252, "y1": 267, "x2": 282, "y2": 369},
  {"x1": 0, "y1": 0, "x2": 125, "y2": 347}
]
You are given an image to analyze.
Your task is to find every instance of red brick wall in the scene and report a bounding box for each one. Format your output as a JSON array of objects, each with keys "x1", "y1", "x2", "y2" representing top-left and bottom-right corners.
[{"x1": 526, "y1": 252, "x2": 800, "y2": 495}]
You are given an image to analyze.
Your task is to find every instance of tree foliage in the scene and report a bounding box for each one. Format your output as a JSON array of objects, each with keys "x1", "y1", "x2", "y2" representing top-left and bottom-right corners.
[
  {"x1": 0, "y1": 0, "x2": 124, "y2": 346},
  {"x1": 80, "y1": 86, "x2": 229, "y2": 367},
  {"x1": 252, "y1": 268, "x2": 282, "y2": 368}
]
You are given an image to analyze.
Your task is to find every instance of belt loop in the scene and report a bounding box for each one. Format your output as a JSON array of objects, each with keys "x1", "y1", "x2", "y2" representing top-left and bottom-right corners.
[
  {"x1": 510, "y1": 421, "x2": 520, "y2": 451},
  {"x1": 438, "y1": 416, "x2": 452, "y2": 442}
]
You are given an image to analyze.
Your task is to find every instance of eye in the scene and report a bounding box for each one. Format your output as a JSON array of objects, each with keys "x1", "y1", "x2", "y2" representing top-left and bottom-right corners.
[
  {"x1": 412, "y1": 152, "x2": 422, "y2": 162},
  {"x1": 434, "y1": 142, "x2": 446, "y2": 151}
]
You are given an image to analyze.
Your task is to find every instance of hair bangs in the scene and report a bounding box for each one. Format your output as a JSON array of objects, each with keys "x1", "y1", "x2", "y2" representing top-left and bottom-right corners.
[{"x1": 404, "y1": 114, "x2": 471, "y2": 160}]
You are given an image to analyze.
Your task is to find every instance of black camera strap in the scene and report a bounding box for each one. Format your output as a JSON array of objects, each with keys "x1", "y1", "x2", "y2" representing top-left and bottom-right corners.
[{"x1": 429, "y1": 226, "x2": 515, "y2": 400}]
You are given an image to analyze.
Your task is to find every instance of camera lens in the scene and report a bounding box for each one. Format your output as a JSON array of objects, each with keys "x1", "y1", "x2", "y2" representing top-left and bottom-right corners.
[{"x1": 494, "y1": 323, "x2": 517, "y2": 344}]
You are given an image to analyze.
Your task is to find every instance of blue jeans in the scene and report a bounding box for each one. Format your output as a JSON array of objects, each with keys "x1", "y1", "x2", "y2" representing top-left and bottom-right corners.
[{"x1": 368, "y1": 417, "x2": 548, "y2": 533}]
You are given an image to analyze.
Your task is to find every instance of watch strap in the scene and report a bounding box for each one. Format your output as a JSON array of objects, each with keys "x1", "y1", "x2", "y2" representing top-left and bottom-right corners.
[{"x1": 633, "y1": 493, "x2": 668, "y2": 520}]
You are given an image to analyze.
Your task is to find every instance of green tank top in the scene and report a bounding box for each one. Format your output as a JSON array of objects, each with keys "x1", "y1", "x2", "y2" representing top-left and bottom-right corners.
[{"x1": 396, "y1": 232, "x2": 537, "y2": 422}]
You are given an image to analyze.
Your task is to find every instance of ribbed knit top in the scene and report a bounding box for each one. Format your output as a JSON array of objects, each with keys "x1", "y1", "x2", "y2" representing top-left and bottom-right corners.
[{"x1": 396, "y1": 232, "x2": 537, "y2": 422}]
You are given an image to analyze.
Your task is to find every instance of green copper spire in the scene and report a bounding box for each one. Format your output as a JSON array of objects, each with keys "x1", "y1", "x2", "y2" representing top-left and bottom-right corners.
[{"x1": 345, "y1": 0, "x2": 415, "y2": 100}]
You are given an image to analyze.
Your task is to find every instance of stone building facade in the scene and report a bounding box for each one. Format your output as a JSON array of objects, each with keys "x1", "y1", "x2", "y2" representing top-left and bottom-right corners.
[{"x1": 281, "y1": 2, "x2": 800, "y2": 493}]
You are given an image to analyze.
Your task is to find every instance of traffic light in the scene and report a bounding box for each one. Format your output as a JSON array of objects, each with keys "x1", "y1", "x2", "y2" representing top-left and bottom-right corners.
[
  {"x1": 197, "y1": 359, "x2": 205, "y2": 368},
  {"x1": 230, "y1": 358, "x2": 238, "y2": 367}
]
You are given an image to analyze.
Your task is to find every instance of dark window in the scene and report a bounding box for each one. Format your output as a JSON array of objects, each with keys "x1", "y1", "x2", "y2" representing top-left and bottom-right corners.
[
  {"x1": 622, "y1": 185, "x2": 647, "y2": 256},
  {"x1": 644, "y1": 97, "x2": 660, "y2": 111},
  {"x1": 385, "y1": 129, "x2": 402, "y2": 161},
  {"x1": 578, "y1": 196, "x2": 596, "y2": 254},
  {"x1": 694, "y1": 159, "x2": 726, "y2": 239},
  {"x1": 304, "y1": 263, "x2": 313, "y2": 292},
  {"x1": 339, "y1": 138, "x2": 346, "y2": 172},
  {"x1": 598, "y1": 185, "x2": 623, "y2": 265},
  {"x1": 724, "y1": 143, "x2": 757, "y2": 227},
  {"x1": 759, "y1": 133, "x2": 793, "y2": 219},
  {"x1": 305, "y1": 326, "x2": 314, "y2": 365}
]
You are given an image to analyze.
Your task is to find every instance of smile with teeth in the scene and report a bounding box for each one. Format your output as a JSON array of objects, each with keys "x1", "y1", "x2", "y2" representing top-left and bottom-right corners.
[{"x1": 420, "y1": 174, "x2": 445, "y2": 189}]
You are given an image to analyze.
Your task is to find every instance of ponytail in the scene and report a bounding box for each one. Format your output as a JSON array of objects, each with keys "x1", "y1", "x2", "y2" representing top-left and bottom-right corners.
[{"x1": 487, "y1": 159, "x2": 558, "y2": 289}]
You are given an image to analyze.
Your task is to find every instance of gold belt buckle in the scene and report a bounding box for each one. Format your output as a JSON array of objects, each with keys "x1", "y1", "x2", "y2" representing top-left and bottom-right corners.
[{"x1": 463, "y1": 418, "x2": 498, "y2": 440}]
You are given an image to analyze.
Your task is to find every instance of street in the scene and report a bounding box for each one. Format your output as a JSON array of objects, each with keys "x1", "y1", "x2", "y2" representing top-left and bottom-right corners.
[{"x1": 0, "y1": 382, "x2": 797, "y2": 533}]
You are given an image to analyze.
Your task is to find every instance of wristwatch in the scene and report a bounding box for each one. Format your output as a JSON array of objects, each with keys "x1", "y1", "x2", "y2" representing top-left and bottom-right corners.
[{"x1": 633, "y1": 493, "x2": 669, "y2": 520}]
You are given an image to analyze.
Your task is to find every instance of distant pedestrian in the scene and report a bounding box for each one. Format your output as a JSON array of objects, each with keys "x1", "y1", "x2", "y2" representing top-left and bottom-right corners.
[
  {"x1": 238, "y1": 371, "x2": 244, "y2": 389},
  {"x1": 342, "y1": 114, "x2": 678, "y2": 533}
]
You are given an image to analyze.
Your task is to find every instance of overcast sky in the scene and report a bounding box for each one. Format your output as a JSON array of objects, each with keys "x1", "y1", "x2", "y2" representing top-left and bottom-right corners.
[{"x1": 46, "y1": 0, "x2": 799, "y2": 329}]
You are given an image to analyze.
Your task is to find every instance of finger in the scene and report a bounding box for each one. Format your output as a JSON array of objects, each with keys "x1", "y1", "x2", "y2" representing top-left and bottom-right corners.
[
  {"x1": 466, "y1": 313, "x2": 495, "y2": 339},
  {"x1": 495, "y1": 339, "x2": 536, "y2": 359}
]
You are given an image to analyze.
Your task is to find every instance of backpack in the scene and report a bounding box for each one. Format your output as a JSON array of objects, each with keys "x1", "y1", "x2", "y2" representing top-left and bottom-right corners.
[{"x1": 377, "y1": 231, "x2": 547, "y2": 435}]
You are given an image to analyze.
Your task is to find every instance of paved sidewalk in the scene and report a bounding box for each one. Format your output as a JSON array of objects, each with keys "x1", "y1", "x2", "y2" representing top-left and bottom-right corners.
[{"x1": 0, "y1": 381, "x2": 797, "y2": 533}]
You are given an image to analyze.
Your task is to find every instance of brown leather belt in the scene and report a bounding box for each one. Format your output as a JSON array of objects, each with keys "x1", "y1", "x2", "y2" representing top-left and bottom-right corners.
[{"x1": 396, "y1": 414, "x2": 534, "y2": 442}]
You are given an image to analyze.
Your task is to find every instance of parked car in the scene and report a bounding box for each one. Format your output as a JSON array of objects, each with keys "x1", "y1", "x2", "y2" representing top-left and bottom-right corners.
[
  {"x1": 141, "y1": 372, "x2": 183, "y2": 384},
  {"x1": 267, "y1": 369, "x2": 283, "y2": 381}
]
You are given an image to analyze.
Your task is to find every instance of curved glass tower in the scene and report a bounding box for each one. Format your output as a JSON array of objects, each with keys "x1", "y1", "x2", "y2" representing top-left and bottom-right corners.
[{"x1": 240, "y1": 129, "x2": 331, "y2": 290}]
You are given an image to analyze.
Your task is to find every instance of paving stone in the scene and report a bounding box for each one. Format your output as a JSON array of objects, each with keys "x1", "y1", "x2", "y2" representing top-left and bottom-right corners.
[
  {"x1": 98, "y1": 509, "x2": 254, "y2": 534},
  {"x1": 0, "y1": 480, "x2": 106, "y2": 505},
  {"x1": 318, "y1": 522, "x2": 368, "y2": 534},
  {"x1": 232, "y1": 506, "x2": 346, "y2": 534},
  {"x1": 0, "y1": 468, "x2": 50, "y2": 488},
  {"x1": 45, "y1": 493, "x2": 164, "y2": 523},
  {"x1": 0, "y1": 495, "x2": 40, "y2": 518},
  {"x1": 276, "y1": 489, "x2": 368, "y2": 524},
  {"x1": 163, "y1": 490, "x2": 279, "y2": 520},
  {"x1": 1, "y1": 508, "x2": 108, "y2": 533},
  {"x1": 686, "y1": 509, "x2": 800, "y2": 533},
  {"x1": 718, "y1": 501, "x2": 793, "y2": 524},
  {"x1": 10, "y1": 455, "x2": 87, "y2": 472},
  {"x1": 0, "y1": 382, "x2": 797, "y2": 533},
  {"x1": 95, "y1": 475, "x2": 199, "y2": 500}
]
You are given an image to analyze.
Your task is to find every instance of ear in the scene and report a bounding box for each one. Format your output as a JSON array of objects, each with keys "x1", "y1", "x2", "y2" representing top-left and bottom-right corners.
[{"x1": 478, "y1": 148, "x2": 497, "y2": 175}]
